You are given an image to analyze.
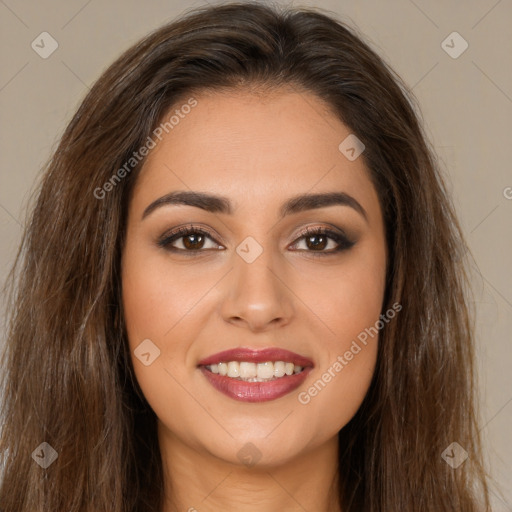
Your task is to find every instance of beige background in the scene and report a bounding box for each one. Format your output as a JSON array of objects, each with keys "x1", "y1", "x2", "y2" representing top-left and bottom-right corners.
[{"x1": 1, "y1": 0, "x2": 511, "y2": 508}]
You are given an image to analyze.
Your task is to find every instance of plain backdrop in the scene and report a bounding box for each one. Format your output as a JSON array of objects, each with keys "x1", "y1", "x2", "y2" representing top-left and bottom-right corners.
[{"x1": 1, "y1": 0, "x2": 511, "y2": 508}]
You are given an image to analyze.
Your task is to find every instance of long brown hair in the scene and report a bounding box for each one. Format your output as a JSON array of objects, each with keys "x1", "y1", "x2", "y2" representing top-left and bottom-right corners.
[{"x1": 0, "y1": 2, "x2": 491, "y2": 510}]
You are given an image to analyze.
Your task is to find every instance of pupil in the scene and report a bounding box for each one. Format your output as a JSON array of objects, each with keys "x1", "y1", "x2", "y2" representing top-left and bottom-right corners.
[
  {"x1": 307, "y1": 235, "x2": 326, "y2": 250},
  {"x1": 184, "y1": 233, "x2": 203, "y2": 249}
]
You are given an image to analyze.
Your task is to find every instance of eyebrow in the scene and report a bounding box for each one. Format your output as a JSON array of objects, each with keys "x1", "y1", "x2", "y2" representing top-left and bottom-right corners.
[{"x1": 141, "y1": 190, "x2": 368, "y2": 222}]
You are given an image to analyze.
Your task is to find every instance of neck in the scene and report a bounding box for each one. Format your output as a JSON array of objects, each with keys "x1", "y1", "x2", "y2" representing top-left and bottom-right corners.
[{"x1": 158, "y1": 423, "x2": 341, "y2": 512}]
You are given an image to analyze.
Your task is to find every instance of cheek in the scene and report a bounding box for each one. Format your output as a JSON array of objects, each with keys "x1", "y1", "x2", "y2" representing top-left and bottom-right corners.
[
  {"x1": 297, "y1": 280, "x2": 381, "y2": 435},
  {"x1": 121, "y1": 241, "x2": 223, "y2": 414},
  {"x1": 296, "y1": 242, "x2": 386, "y2": 354},
  {"x1": 122, "y1": 245, "x2": 214, "y2": 344},
  {"x1": 295, "y1": 246, "x2": 385, "y2": 428},
  {"x1": 121, "y1": 247, "x2": 208, "y2": 441}
]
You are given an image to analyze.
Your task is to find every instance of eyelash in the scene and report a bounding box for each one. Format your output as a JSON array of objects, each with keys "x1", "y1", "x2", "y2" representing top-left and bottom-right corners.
[{"x1": 157, "y1": 224, "x2": 355, "y2": 257}]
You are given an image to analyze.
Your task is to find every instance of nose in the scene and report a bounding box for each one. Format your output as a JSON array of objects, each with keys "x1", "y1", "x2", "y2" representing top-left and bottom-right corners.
[{"x1": 219, "y1": 244, "x2": 295, "y2": 332}]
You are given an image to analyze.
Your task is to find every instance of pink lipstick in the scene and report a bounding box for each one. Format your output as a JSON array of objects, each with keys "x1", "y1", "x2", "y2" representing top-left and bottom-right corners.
[{"x1": 198, "y1": 347, "x2": 314, "y2": 403}]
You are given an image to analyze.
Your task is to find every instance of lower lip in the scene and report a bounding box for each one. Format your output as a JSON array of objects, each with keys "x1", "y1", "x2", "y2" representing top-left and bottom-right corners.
[{"x1": 199, "y1": 366, "x2": 312, "y2": 403}]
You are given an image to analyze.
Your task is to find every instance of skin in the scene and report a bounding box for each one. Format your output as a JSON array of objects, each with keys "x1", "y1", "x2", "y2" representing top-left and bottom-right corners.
[{"x1": 121, "y1": 87, "x2": 387, "y2": 512}]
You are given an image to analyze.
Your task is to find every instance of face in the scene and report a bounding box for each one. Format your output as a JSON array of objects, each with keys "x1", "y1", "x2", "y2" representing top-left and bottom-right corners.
[{"x1": 121, "y1": 88, "x2": 387, "y2": 468}]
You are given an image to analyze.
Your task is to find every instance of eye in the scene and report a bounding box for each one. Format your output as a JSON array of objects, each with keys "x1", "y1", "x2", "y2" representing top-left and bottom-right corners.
[
  {"x1": 157, "y1": 224, "x2": 223, "y2": 253},
  {"x1": 157, "y1": 224, "x2": 355, "y2": 256},
  {"x1": 289, "y1": 226, "x2": 355, "y2": 255}
]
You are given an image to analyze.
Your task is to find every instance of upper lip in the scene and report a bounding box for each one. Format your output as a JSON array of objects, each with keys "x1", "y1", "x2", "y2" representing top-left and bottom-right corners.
[{"x1": 197, "y1": 347, "x2": 314, "y2": 368}]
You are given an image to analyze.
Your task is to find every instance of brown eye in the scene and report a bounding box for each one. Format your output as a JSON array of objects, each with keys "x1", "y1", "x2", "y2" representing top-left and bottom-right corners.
[
  {"x1": 157, "y1": 226, "x2": 223, "y2": 252},
  {"x1": 181, "y1": 232, "x2": 206, "y2": 250},
  {"x1": 291, "y1": 227, "x2": 355, "y2": 254},
  {"x1": 304, "y1": 233, "x2": 329, "y2": 251}
]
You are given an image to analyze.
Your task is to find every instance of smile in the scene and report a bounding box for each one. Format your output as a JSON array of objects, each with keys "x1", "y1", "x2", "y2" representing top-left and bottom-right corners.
[
  {"x1": 206, "y1": 360, "x2": 303, "y2": 381},
  {"x1": 198, "y1": 347, "x2": 314, "y2": 402}
]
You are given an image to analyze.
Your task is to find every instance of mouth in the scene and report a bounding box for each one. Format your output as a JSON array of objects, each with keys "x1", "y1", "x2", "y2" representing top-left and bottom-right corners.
[{"x1": 197, "y1": 347, "x2": 314, "y2": 403}]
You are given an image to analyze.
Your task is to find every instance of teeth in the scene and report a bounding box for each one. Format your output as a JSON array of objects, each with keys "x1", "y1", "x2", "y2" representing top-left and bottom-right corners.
[
  {"x1": 274, "y1": 361, "x2": 286, "y2": 377},
  {"x1": 206, "y1": 360, "x2": 304, "y2": 381},
  {"x1": 240, "y1": 362, "x2": 257, "y2": 379},
  {"x1": 227, "y1": 361, "x2": 240, "y2": 378},
  {"x1": 257, "y1": 362, "x2": 274, "y2": 379}
]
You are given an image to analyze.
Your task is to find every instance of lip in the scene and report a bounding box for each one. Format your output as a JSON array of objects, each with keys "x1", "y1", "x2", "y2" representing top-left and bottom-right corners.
[
  {"x1": 197, "y1": 347, "x2": 314, "y2": 403},
  {"x1": 200, "y1": 366, "x2": 313, "y2": 403},
  {"x1": 197, "y1": 347, "x2": 314, "y2": 368}
]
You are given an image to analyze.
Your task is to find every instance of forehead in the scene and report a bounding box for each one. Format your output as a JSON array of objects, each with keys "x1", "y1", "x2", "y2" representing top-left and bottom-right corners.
[{"x1": 131, "y1": 88, "x2": 377, "y2": 216}]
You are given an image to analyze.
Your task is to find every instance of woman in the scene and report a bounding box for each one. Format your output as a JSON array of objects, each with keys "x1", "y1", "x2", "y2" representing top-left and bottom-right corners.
[{"x1": 0, "y1": 2, "x2": 492, "y2": 510}]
